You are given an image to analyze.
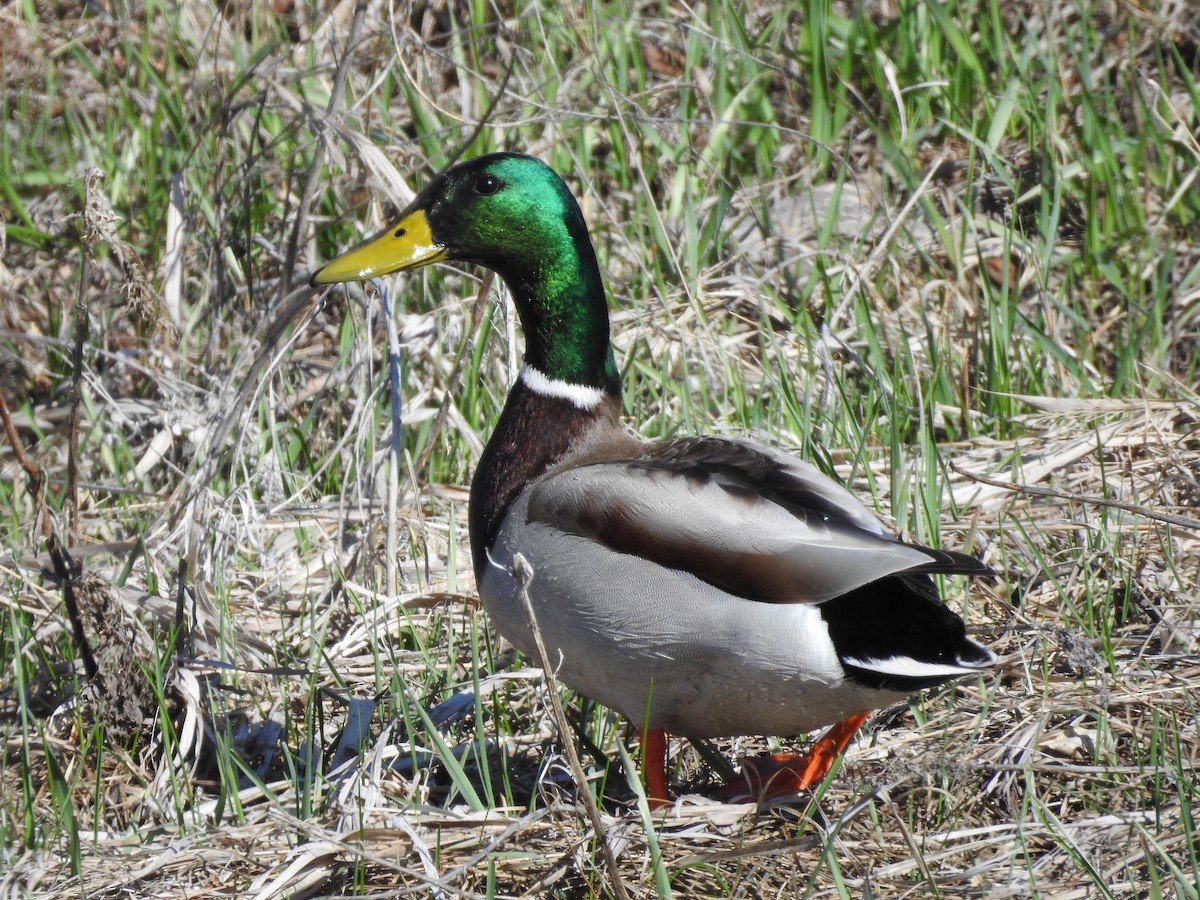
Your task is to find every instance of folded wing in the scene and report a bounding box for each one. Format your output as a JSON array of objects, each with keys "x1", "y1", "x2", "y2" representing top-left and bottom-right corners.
[{"x1": 526, "y1": 436, "x2": 990, "y2": 604}]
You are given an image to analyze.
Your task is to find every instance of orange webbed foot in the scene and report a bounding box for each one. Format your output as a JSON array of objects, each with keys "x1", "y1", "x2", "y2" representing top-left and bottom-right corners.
[{"x1": 716, "y1": 712, "x2": 871, "y2": 802}]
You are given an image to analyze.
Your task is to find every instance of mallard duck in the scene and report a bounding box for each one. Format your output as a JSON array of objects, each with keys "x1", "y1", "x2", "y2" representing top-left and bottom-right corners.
[{"x1": 311, "y1": 152, "x2": 996, "y2": 805}]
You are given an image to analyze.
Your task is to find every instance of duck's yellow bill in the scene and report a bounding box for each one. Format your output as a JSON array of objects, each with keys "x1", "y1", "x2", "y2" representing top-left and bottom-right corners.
[{"x1": 310, "y1": 209, "x2": 447, "y2": 285}]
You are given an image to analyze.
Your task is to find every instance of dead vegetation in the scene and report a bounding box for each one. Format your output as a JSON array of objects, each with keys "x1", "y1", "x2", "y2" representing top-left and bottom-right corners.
[{"x1": 1, "y1": 0, "x2": 1199, "y2": 897}]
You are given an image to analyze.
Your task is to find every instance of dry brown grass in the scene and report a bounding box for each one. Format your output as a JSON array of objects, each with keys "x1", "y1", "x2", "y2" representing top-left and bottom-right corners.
[{"x1": 2, "y1": 0, "x2": 1199, "y2": 897}]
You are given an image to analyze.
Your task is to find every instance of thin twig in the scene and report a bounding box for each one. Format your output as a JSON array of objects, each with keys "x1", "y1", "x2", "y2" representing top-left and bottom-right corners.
[
  {"x1": 174, "y1": 558, "x2": 192, "y2": 661},
  {"x1": 510, "y1": 554, "x2": 632, "y2": 900},
  {"x1": 415, "y1": 272, "x2": 495, "y2": 477},
  {"x1": 384, "y1": 283, "x2": 403, "y2": 596},
  {"x1": 0, "y1": 391, "x2": 95, "y2": 679},
  {"x1": 67, "y1": 242, "x2": 88, "y2": 541},
  {"x1": 950, "y1": 462, "x2": 1200, "y2": 533},
  {"x1": 439, "y1": 46, "x2": 518, "y2": 171},
  {"x1": 284, "y1": 0, "x2": 368, "y2": 291},
  {"x1": 169, "y1": 284, "x2": 320, "y2": 530}
]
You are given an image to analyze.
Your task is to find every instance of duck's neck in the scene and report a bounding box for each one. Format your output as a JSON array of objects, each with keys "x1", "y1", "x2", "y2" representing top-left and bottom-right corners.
[
  {"x1": 499, "y1": 201, "x2": 622, "y2": 396},
  {"x1": 468, "y1": 234, "x2": 625, "y2": 577}
]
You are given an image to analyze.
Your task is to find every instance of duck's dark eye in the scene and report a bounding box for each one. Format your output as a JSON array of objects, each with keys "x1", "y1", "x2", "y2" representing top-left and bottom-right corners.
[{"x1": 474, "y1": 174, "x2": 502, "y2": 195}]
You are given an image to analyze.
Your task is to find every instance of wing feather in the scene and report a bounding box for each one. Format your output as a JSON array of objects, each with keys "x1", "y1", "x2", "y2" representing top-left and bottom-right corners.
[{"x1": 525, "y1": 436, "x2": 989, "y2": 604}]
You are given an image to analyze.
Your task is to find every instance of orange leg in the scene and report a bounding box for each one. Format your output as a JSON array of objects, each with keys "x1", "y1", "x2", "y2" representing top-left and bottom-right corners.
[
  {"x1": 640, "y1": 727, "x2": 671, "y2": 809},
  {"x1": 716, "y1": 712, "x2": 871, "y2": 802}
]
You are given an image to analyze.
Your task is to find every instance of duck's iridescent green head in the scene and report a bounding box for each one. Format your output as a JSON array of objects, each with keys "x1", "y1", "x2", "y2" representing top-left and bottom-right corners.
[{"x1": 312, "y1": 153, "x2": 617, "y2": 392}]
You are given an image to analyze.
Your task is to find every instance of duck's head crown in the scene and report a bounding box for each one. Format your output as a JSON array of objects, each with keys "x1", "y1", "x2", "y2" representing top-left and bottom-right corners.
[{"x1": 421, "y1": 153, "x2": 581, "y2": 272}]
